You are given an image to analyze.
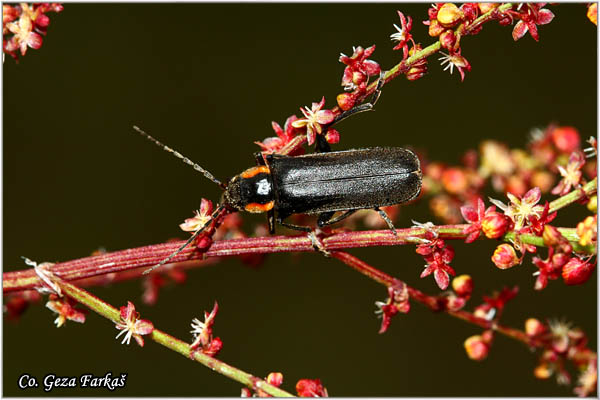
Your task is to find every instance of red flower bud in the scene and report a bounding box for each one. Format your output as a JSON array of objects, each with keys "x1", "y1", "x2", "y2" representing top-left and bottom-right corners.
[
  {"x1": 525, "y1": 318, "x2": 546, "y2": 337},
  {"x1": 542, "y1": 225, "x2": 565, "y2": 247},
  {"x1": 445, "y1": 294, "x2": 467, "y2": 311},
  {"x1": 481, "y1": 212, "x2": 510, "y2": 239},
  {"x1": 441, "y1": 167, "x2": 468, "y2": 194},
  {"x1": 562, "y1": 257, "x2": 595, "y2": 285},
  {"x1": 204, "y1": 337, "x2": 223, "y2": 357},
  {"x1": 296, "y1": 379, "x2": 328, "y2": 397},
  {"x1": 336, "y1": 92, "x2": 356, "y2": 111},
  {"x1": 439, "y1": 29, "x2": 457, "y2": 50},
  {"x1": 452, "y1": 274, "x2": 473, "y2": 297},
  {"x1": 551, "y1": 126, "x2": 581, "y2": 153},
  {"x1": 551, "y1": 252, "x2": 570, "y2": 269},
  {"x1": 266, "y1": 372, "x2": 284, "y2": 387},
  {"x1": 491, "y1": 244, "x2": 519, "y2": 270},
  {"x1": 464, "y1": 334, "x2": 490, "y2": 361}
]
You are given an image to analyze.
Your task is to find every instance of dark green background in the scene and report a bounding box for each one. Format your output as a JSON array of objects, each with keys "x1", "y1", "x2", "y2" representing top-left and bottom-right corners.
[{"x1": 3, "y1": 3, "x2": 597, "y2": 397}]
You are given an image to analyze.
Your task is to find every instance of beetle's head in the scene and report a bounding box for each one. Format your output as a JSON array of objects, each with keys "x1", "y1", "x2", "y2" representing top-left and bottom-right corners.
[{"x1": 222, "y1": 166, "x2": 274, "y2": 214}]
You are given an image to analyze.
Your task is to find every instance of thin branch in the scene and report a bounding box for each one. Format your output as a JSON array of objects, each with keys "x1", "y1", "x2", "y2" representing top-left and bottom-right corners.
[
  {"x1": 55, "y1": 276, "x2": 294, "y2": 397},
  {"x1": 329, "y1": 251, "x2": 541, "y2": 347}
]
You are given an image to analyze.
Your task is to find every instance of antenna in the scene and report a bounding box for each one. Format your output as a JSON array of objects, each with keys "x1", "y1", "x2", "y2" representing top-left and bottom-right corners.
[
  {"x1": 133, "y1": 126, "x2": 225, "y2": 188},
  {"x1": 143, "y1": 204, "x2": 227, "y2": 274}
]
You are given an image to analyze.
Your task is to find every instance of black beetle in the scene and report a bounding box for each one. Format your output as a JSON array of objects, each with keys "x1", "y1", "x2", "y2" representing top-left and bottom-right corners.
[
  {"x1": 133, "y1": 126, "x2": 422, "y2": 273},
  {"x1": 133, "y1": 77, "x2": 421, "y2": 272},
  {"x1": 223, "y1": 147, "x2": 422, "y2": 232}
]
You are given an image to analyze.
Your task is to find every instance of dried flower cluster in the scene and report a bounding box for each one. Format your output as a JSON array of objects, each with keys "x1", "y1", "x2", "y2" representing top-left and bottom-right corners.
[{"x1": 3, "y1": 3, "x2": 63, "y2": 61}]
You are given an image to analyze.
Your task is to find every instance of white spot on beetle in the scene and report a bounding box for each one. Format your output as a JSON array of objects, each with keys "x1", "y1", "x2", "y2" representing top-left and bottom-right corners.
[{"x1": 256, "y1": 179, "x2": 271, "y2": 195}]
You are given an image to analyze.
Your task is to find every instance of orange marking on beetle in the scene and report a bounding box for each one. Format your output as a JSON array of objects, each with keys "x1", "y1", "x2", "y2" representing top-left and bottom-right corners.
[
  {"x1": 240, "y1": 165, "x2": 270, "y2": 179},
  {"x1": 245, "y1": 201, "x2": 274, "y2": 213}
]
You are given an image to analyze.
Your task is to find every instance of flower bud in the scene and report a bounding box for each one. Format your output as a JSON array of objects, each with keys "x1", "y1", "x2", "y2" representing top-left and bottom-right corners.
[
  {"x1": 542, "y1": 225, "x2": 565, "y2": 247},
  {"x1": 576, "y1": 215, "x2": 597, "y2": 247},
  {"x1": 445, "y1": 294, "x2": 466, "y2": 311},
  {"x1": 478, "y1": 3, "x2": 497, "y2": 14},
  {"x1": 464, "y1": 335, "x2": 489, "y2": 361},
  {"x1": 439, "y1": 29, "x2": 457, "y2": 50},
  {"x1": 551, "y1": 252, "x2": 570, "y2": 269},
  {"x1": 267, "y1": 372, "x2": 284, "y2": 387},
  {"x1": 551, "y1": 126, "x2": 580, "y2": 153},
  {"x1": 325, "y1": 128, "x2": 340, "y2": 144},
  {"x1": 406, "y1": 66, "x2": 427, "y2": 81},
  {"x1": 336, "y1": 93, "x2": 356, "y2": 111},
  {"x1": 534, "y1": 363, "x2": 553, "y2": 379},
  {"x1": 505, "y1": 175, "x2": 527, "y2": 197},
  {"x1": 441, "y1": 167, "x2": 468, "y2": 194},
  {"x1": 530, "y1": 171, "x2": 555, "y2": 193},
  {"x1": 452, "y1": 274, "x2": 473, "y2": 297},
  {"x1": 352, "y1": 70, "x2": 366, "y2": 86},
  {"x1": 525, "y1": 318, "x2": 546, "y2": 337},
  {"x1": 586, "y1": 196, "x2": 597, "y2": 213},
  {"x1": 437, "y1": 3, "x2": 463, "y2": 27},
  {"x1": 428, "y1": 19, "x2": 444, "y2": 37},
  {"x1": 481, "y1": 212, "x2": 510, "y2": 239},
  {"x1": 587, "y1": 3, "x2": 597, "y2": 25},
  {"x1": 204, "y1": 337, "x2": 223, "y2": 357},
  {"x1": 562, "y1": 257, "x2": 594, "y2": 285},
  {"x1": 491, "y1": 244, "x2": 519, "y2": 269}
]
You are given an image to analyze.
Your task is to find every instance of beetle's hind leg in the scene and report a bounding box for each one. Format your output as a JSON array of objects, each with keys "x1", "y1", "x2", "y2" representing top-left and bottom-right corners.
[
  {"x1": 374, "y1": 207, "x2": 397, "y2": 236},
  {"x1": 317, "y1": 210, "x2": 357, "y2": 227}
]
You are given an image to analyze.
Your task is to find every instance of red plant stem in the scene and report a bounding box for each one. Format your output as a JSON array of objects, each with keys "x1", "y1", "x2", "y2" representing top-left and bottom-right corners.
[
  {"x1": 329, "y1": 251, "x2": 541, "y2": 347},
  {"x1": 4, "y1": 225, "x2": 594, "y2": 294},
  {"x1": 54, "y1": 277, "x2": 293, "y2": 397},
  {"x1": 4, "y1": 179, "x2": 596, "y2": 294}
]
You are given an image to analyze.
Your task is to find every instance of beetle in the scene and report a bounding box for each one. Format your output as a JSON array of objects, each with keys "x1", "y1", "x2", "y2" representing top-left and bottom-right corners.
[
  {"x1": 224, "y1": 147, "x2": 422, "y2": 233},
  {"x1": 134, "y1": 126, "x2": 422, "y2": 273},
  {"x1": 133, "y1": 75, "x2": 421, "y2": 272}
]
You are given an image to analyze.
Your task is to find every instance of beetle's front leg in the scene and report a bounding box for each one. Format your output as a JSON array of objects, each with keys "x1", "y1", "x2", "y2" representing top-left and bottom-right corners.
[
  {"x1": 254, "y1": 151, "x2": 267, "y2": 166},
  {"x1": 315, "y1": 134, "x2": 331, "y2": 153},
  {"x1": 331, "y1": 70, "x2": 386, "y2": 126},
  {"x1": 267, "y1": 209, "x2": 276, "y2": 234}
]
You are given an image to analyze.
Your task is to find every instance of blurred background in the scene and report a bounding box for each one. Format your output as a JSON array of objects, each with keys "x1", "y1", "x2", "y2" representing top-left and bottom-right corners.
[{"x1": 3, "y1": 3, "x2": 597, "y2": 397}]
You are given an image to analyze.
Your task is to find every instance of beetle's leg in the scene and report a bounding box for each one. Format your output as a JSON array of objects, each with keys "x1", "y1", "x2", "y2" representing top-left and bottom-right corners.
[
  {"x1": 267, "y1": 209, "x2": 276, "y2": 234},
  {"x1": 308, "y1": 230, "x2": 331, "y2": 257},
  {"x1": 374, "y1": 207, "x2": 397, "y2": 236},
  {"x1": 254, "y1": 151, "x2": 266, "y2": 166},
  {"x1": 278, "y1": 220, "x2": 313, "y2": 232},
  {"x1": 315, "y1": 134, "x2": 332, "y2": 153},
  {"x1": 317, "y1": 210, "x2": 357, "y2": 227},
  {"x1": 331, "y1": 71, "x2": 386, "y2": 126}
]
